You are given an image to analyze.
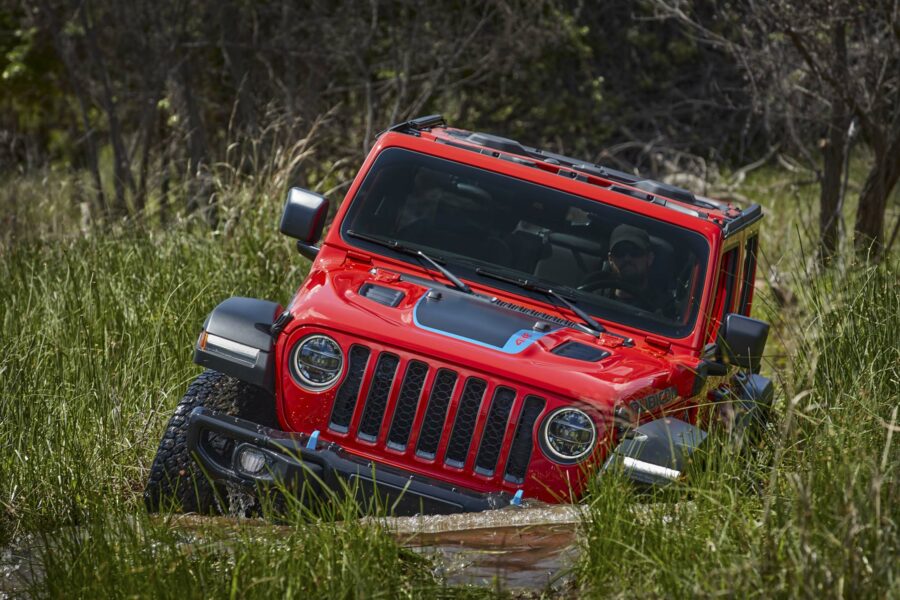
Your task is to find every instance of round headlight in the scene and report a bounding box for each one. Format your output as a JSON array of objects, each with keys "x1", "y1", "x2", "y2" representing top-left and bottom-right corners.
[
  {"x1": 540, "y1": 408, "x2": 597, "y2": 463},
  {"x1": 291, "y1": 335, "x2": 343, "y2": 391}
]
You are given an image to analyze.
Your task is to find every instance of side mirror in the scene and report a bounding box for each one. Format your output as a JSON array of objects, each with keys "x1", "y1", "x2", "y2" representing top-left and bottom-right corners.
[
  {"x1": 719, "y1": 313, "x2": 769, "y2": 373},
  {"x1": 280, "y1": 187, "x2": 329, "y2": 259}
]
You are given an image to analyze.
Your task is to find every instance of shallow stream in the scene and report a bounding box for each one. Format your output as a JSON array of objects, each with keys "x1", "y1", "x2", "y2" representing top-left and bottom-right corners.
[
  {"x1": 383, "y1": 503, "x2": 582, "y2": 592},
  {"x1": 0, "y1": 504, "x2": 582, "y2": 597}
]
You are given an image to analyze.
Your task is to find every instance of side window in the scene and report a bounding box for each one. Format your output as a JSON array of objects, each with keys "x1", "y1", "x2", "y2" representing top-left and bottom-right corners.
[
  {"x1": 738, "y1": 235, "x2": 759, "y2": 315},
  {"x1": 709, "y1": 247, "x2": 739, "y2": 340}
]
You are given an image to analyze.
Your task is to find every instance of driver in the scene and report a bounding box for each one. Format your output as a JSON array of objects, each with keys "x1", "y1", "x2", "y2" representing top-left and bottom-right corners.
[{"x1": 603, "y1": 224, "x2": 664, "y2": 312}]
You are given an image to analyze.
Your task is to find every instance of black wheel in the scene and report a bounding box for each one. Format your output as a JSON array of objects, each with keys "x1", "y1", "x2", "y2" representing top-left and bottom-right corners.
[
  {"x1": 717, "y1": 392, "x2": 772, "y2": 452},
  {"x1": 144, "y1": 369, "x2": 278, "y2": 513}
]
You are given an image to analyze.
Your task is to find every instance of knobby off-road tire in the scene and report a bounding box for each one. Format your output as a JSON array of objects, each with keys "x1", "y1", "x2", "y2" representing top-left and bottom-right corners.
[
  {"x1": 144, "y1": 369, "x2": 278, "y2": 514},
  {"x1": 716, "y1": 396, "x2": 770, "y2": 448}
]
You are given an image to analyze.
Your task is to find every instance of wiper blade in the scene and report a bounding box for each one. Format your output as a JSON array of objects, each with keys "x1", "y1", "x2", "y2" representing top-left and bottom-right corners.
[
  {"x1": 476, "y1": 268, "x2": 605, "y2": 336},
  {"x1": 346, "y1": 230, "x2": 474, "y2": 295}
]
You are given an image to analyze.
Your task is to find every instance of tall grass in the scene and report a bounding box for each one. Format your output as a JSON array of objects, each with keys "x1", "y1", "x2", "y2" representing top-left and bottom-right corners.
[
  {"x1": 0, "y1": 186, "x2": 483, "y2": 597},
  {"x1": 0, "y1": 190, "x2": 294, "y2": 540},
  {"x1": 25, "y1": 497, "x2": 446, "y2": 599},
  {"x1": 575, "y1": 258, "x2": 899, "y2": 597},
  {"x1": 1, "y1": 159, "x2": 896, "y2": 597}
]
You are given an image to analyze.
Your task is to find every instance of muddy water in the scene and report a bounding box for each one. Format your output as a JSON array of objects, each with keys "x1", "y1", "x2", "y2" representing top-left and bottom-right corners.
[
  {"x1": 0, "y1": 538, "x2": 38, "y2": 599},
  {"x1": 0, "y1": 505, "x2": 583, "y2": 597},
  {"x1": 185, "y1": 502, "x2": 585, "y2": 592},
  {"x1": 382, "y1": 504, "x2": 583, "y2": 592}
]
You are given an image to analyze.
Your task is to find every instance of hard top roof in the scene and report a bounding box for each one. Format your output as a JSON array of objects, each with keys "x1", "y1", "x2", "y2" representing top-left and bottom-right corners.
[{"x1": 383, "y1": 115, "x2": 762, "y2": 238}]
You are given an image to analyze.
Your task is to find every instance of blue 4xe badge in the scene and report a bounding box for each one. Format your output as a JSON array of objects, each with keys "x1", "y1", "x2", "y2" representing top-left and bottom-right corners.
[{"x1": 628, "y1": 386, "x2": 679, "y2": 415}]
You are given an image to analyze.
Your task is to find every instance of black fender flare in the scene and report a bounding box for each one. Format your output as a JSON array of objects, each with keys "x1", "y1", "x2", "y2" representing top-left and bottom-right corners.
[
  {"x1": 193, "y1": 297, "x2": 282, "y2": 393},
  {"x1": 602, "y1": 418, "x2": 708, "y2": 487},
  {"x1": 728, "y1": 372, "x2": 774, "y2": 442}
]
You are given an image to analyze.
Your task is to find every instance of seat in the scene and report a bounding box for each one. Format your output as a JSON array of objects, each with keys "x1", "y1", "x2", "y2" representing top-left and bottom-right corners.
[
  {"x1": 647, "y1": 235, "x2": 675, "y2": 292},
  {"x1": 503, "y1": 223, "x2": 549, "y2": 273},
  {"x1": 534, "y1": 232, "x2": 606, "y2": 288}
]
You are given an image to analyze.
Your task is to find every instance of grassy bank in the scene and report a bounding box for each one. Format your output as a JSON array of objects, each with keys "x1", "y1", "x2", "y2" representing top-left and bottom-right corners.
[
  {"x1": 573, "y1": 167, "x2": 898, "y2": 597},
  {"x1": 1, "y1": 165, "x2": 897, "y2": 597},
  {"x1": 0, "y1": 189, "x2": 459, "y2": 597},
  {"x1": 575, "y1": 260, "x2": 898, "y2": 597}
]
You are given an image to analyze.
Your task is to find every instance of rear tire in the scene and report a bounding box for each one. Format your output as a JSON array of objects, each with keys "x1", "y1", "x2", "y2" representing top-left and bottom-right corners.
[{"x1": 143, "y1": 370, "x2": 278, "y2": 513}]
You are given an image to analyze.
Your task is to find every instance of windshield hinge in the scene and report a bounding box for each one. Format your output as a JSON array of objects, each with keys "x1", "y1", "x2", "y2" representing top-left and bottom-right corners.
[
  {"x1": 346, "y1": 250, "x2": 372, "y2": 264},
  {"x1": 645, "y1": 336, "x2": 672, "y2": 351}
]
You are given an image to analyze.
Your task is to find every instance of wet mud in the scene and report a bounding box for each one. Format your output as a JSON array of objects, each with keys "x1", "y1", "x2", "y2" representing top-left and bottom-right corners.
[{"x1": 385, "y1": 504, "x2": 582, "y2": 592}]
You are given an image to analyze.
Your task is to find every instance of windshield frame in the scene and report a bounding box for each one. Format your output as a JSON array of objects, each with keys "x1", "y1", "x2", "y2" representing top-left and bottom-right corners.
[{"x1": 337, "y1": 146, "x2": 713, "y2": 340}]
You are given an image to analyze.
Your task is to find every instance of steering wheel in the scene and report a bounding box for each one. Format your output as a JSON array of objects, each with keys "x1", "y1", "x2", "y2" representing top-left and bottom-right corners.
[{"x1": 577, "y1": 276, "x2": 646, "y2": 298}]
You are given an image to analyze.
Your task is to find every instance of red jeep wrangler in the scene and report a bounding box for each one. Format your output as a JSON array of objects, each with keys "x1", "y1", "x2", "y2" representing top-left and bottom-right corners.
[{"x1": 145, "y1": 115, "x2": 771, "y2": 516}]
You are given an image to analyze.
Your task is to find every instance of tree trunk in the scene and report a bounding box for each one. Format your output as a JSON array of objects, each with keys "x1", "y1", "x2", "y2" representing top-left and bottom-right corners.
[
  {"x1": 219, "y1": 3, "x2": 256, "y2": 136},
  {"x1": 854, "y1": 126, "x2": 900, "y2": 258},
  {"x1": 818, "y1": 111, "x2": 849, "y2": 263},
  {"x1": 80, "y1": 3, "x2": 135, "y2": 217},
  {"x1": 817, "y1": 22, "x2": 849, "y2": 265},
  {"x1": 176, "y1": 56, "x2": 216, "y2": 227},
  {"x1": 39, "y1": 1, "x2": 107, "y2": 214},
  {"x1": 135, "y1": 94, "x2": 159, "y2": 213}
]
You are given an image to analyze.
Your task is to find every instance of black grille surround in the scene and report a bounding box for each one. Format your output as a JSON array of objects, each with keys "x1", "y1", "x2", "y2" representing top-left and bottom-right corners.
[
  {"x1": 357, "y1": 353, "x2": 400, "y2": 441},
  {"x1": 474, "y1": 387, "x2": 515, "y2": 475},
  {"x1": 504, "y1": 395, "x2": 546, "y2": 483},
  {"x1": 328, "y1": 345, "x2": 370, "y2": 432},
  {"x1": 416, "y1": 369, "x2": 458, "y2": 459},
  {"x1": 444, "y1": 378, "x2": 487, "y2": 467},
  {"x1": 386, "y1": 360, "x2": 428, "y2": 450}
]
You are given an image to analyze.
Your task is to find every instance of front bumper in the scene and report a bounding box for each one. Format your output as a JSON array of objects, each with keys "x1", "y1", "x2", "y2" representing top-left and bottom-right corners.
[{"x1": 186, "y1": 408, "x2": 512, "y2": 515}]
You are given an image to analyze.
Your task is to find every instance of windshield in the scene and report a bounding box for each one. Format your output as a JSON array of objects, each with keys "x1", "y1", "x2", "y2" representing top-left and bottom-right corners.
[{"x1": 341, "y1": 148, "x2": 709, "y2": 338}]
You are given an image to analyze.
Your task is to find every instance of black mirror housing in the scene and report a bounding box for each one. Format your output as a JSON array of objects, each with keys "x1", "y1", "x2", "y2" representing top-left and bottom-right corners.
[
  {"x1": 280, "y1": 187, "x2": 329, "y2": 244},
  {"x1": 720, "y1": 313, "x2": 769, "y2": 373}
]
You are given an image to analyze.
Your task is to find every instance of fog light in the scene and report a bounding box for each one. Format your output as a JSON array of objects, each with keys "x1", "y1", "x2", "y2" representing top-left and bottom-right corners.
[{"x1": 236, "y1": 445, "x2": 267, "y2": 475}]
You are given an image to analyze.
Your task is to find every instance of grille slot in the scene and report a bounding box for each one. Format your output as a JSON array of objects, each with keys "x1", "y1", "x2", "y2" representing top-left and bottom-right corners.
[
  {"x1": 444, "y1": 378, "x2": 487, "y2": 467},
  {"x1": 329, "y1": 345, "x2": 370, "y2": 432},
  {"x1": 386, "y1": 360, "x2": 428, "y2": 450},
  {"x1": 474, "y1": 387, "x2": 515, "y2": 475},
  {"x1": 415, "y1": 369, "x2": 458, "y2": 459},
  {"x1": 504, "y1": 395, "x2": 546, "y2": 483},
  {"x1": 357, "y1": 353, "x2": 400, "y2": 441}
]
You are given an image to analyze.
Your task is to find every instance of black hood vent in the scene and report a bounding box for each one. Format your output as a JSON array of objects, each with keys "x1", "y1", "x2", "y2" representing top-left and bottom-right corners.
[
  {"x1": 359, "y1": 283, "x2": 405, "y2": 307},
  {"x1": 552, "y1": 341, "x2": 609, "y2": 362}
]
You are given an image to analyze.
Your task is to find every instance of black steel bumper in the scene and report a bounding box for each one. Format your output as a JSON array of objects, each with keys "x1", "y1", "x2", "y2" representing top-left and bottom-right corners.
[{"x1": 186, "y1": 408, "x2": 512, "y2": 516}]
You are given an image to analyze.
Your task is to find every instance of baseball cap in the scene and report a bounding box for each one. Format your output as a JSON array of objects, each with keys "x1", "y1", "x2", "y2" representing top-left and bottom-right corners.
[{"x1": 609, "y1": 224, "x2": 651, "y2": 253}]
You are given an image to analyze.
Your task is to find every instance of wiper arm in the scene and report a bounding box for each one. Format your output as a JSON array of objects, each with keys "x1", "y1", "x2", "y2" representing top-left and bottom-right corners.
[
  {"x1": 346, "y1": 230, "x2": 474, "y2": 295},
  {"x1": 476, "y1": 269, "x2": 605, "y2": 336}
]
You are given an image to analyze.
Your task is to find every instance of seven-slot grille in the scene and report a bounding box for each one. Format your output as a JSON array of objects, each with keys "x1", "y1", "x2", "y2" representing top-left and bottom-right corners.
[{"x1": 328, "y1": 345, "x2": 546, "y2": 482}]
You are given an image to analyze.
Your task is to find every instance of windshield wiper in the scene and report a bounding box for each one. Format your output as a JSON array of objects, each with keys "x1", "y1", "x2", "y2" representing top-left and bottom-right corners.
[
  {"x1": 346, "y1": 230, "x2": 474, "y2": 295},
  {"x1": 475, "y1": 268, "x2": 606, "y2": 336}
]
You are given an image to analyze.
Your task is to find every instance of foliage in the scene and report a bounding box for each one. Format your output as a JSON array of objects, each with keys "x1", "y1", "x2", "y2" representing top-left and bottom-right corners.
[
  {"x1": 653, "y1": 0, "x2": 900, "y2": 257},
  {"x1": 574, "y1": 198, "x2": 899, "y2": 596},
  {"x1": 0, "y1": 1, "x2": 766, "y2": 221}
]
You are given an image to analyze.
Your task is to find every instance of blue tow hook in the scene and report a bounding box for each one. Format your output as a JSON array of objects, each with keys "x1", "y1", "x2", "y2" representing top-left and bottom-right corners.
[
  {"x1": 510, "y1": 489, "x2": 524, "y2": 506},
  {"x1": 306, "y1": 430, "x2": 320, "y2": 450}
]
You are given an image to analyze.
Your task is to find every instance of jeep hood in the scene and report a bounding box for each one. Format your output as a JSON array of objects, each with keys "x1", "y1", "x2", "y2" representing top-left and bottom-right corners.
[{"x1": 286, "y1": 261, "x2": 700, "y2": 411}]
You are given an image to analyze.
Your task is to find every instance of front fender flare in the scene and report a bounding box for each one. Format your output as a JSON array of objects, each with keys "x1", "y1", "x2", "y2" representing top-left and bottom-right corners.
[
  {"x1": 602, "y1": 418, "x2": 707, "y2": 488},
  {"x1": 193, "y1": 297, "x2": 281, "y2": 393}
]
